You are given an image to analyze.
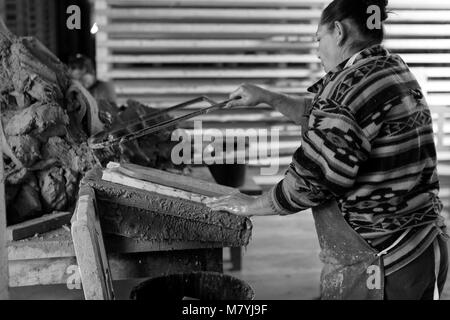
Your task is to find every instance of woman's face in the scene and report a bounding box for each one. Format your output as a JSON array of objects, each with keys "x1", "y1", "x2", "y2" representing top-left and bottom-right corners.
[{"x1": 316, "y1": 23, "x2": 341, "y2": 73}]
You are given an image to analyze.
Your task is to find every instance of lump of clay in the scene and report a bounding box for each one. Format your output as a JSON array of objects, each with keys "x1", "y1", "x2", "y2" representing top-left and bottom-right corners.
[
  {"x1": 0, "y1": 22, "x2": 98, "y2": 226},
  {"x1": 7, "y1": 134, "x2": 41, "y2": 167},
  {"x1": 4, "y1": 102, "x2": 69, "y2": 139},
  {"x1": 9, "y1": 38, "x2": 68, "y2": 108},
  {"x1": 94, "y1": 99, "x2": 184, "y2": 170},
  {"x1": 38, "y1": 166, "x2": 77, "y2": 212},
  {"x1": 9, "y1": 174, "x2": 42, "y2": 224},
  {"x1": 41, "y1": 136, "x2": 97, "y2": 173}
]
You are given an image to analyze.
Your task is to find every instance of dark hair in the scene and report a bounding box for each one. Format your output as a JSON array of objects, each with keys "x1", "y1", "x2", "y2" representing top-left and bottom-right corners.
[
  {"x1": 320, "y1": 0, "x2": 389, "y2": 46},
  {"x1": 68, "y1": 53, "x2": 95, "y2": 75}
]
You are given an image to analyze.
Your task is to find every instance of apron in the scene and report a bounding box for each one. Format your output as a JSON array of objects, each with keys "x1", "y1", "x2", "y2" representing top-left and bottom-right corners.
[{"x1": 312, "y1": 200, "x2": 384, "y2": 300}]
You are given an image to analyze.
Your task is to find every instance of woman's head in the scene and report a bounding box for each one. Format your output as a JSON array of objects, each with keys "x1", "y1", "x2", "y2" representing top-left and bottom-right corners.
[{"x1": 316, "y1": 0, "x2": 389, "y2": 72}]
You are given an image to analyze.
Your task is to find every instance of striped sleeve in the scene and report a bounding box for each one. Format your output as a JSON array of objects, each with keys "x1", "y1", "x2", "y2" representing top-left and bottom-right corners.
[{"x1": 269, "y1": 98, "x2": 377, "y2": 215}]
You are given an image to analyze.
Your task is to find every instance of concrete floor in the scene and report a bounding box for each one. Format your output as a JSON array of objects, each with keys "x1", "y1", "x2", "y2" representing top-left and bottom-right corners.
[{"x1": 225, "y1": 211, "x2": 450, "y2": 300}]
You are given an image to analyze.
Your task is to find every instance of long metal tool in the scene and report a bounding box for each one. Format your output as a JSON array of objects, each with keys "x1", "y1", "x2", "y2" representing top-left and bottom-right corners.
[{"x1": 88, "y1": 96, "x2": 233, "y2": 151}]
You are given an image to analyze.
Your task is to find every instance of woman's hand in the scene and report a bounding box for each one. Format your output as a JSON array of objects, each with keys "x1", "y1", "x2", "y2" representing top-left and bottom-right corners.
[
  {"x1": 204, "y1": 192, "x2": 256, "y2": 217},
  {"x1": 226, "y1": 84, "x2": 271, "y2": 109}
]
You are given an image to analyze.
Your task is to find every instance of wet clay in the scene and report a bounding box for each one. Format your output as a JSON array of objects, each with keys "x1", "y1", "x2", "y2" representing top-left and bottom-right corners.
[
  {"x1": 82, "y1": 167, "x2": 252, "y2": 246},
  {"x1": 0, "y1": 24, "x2": 97, "y2": 225}
]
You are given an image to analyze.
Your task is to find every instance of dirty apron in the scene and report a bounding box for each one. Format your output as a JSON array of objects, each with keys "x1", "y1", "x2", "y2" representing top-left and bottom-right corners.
[
  {"x1": 312, "y1": 200, "x2": 447, "y2": 300},
  {"x1": 312, "y1": 200, "x2": 384, "y2": 300}
]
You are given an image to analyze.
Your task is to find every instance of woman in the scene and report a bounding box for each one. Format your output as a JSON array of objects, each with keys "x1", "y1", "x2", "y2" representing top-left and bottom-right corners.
[{"x1": 206, "y1": 0, "x2": 448, "y2": 300}]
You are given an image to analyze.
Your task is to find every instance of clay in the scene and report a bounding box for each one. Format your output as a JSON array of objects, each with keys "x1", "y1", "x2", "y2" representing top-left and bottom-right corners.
[
  {"x1": 82, "y1": 168, "x2": 252, "y2": 246},
  {"x1": 5, "y1": 184, "x2": 19, "y2": 207},
  {"x1": 9, "y1": 174, "x2": 42, "y2": 224},
  {"x1": 0, "y1": 22, "x2": 183, "y2": 227},
  {"x1": 99, "y1": 202, "x2": 250, "y2": 246},
  {"x1": 37, "y1": 166, "x2": 77, "y2": 212},
  {"x1": 7, "y1": 134, "x2": 41, "y2": 167},
  {"x1": 94, "y1": 99, "x2": 183, "y2": 170},
  {"x1": 41, "y1": 136, "x2": 97, "y2": 173},
  {"x1": 8, "y1": 38, "x2": 68, "y2": 107},
  {"x1": 4, "y1": 102, "x2": 68, "y2": 138}
]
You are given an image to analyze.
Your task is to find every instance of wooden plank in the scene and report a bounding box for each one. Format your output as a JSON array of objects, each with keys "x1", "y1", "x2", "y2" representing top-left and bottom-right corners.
[
  {"x1": 7, "y1": 227, "x2": 230, "y2": 262},
  {"x1": 108, "y1": 52, "x2": 320, "y2": 64},
  {"x1": 98, "y1": 39, "x2": 316, "y2": 51},
  {"x1": 104, "y1": 0, "x2": 450, "y2": 9},
  {"x1": 71, "y1": 186, "x2": 114, "y2": 300},
  {"x1": 105, "y1": 0, "x2": 328, "y2": 7},
  {"x1": 386, "y1": 24, "x2": 450, "y2": 37},
  {"x1": 102, "y1": 167, "x2": 209, "y2": 203},
  {"x1": 102, "y1": 23, "x2": 318, "y2": 35},
  {"x1": 103, "y1": 8, "x2": 323, "y2": 20},
  {"x1": 401, "y1": 54, "x2": 450, "y2": 64},
  {"x1": 9, "y1": 249, "x2": 222, "y2": 287},
  {"x1": 428, "y1": 95, "x2": 450, "y2": 106},
  {"x1": 411, "y1": 68, "x2": 450, "y2": 78},
  {"x1": 105, "y1": 68, "x2": 316, "y2": 79},
  {"x1": 102, "y1": 23, "x2": 450, "y2": 37},
  {"x1": 115, "y1": 84, "x2": 307, "y2": 95},
  {"x1": 0, "y1": 114, "x2": 9, "y2": 299},
  {"x1": 6, "y1": 211, "x2": 72, "y2": 241},
  {"x1": 81, "y1": 167, "x2": 252, "y2": 246},
  {"x1": 102, "y1": 8, "x2": 450, "y2": 22},
  {"x1": 105, "y1": 162, "x2": 237, "y2": 197},
  {"x1": 107, "y1": 54, "x2": 319, "y2": 65},
  {"x1": 389, "y1": 10, "x2": 450, "y2": 22},
  {"x1": 426, "y1": 81, "x2": 450, "y2": 92},
  {"x1": 386, "y1": 39, "x2": 450, "y2": 50}
]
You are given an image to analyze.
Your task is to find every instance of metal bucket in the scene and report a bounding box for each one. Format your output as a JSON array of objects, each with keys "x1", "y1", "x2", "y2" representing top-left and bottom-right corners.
[{"x1": 130, "y1": 271, "x2": 254, "y2": 300}]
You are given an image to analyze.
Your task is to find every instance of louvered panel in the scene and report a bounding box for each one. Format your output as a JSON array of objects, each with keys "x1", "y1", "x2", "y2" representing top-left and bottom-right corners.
[{"x1": 95, "y1": 0, "x2": 450, "y2": 185}]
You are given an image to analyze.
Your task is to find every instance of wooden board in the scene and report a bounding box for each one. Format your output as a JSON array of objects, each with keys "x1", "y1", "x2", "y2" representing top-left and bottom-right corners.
[
  {"x1": 81, "y1": 166, "x2": 252, "y2": 246},
  {"x1": 71, "y1": 186, "x2": 114, "y2": 300},
  {"x1": 6, "y1": 211, "x2": 72, "y2": 241},
  {"x1": 0, "y1": 115, "x2": 9, "y2": 299},
  {"x1": 8, "y1": 248, "x2": 222, "y2": 287},
  {"x1": 106, "y1": 162, "x2": 237, "y2": 197}
]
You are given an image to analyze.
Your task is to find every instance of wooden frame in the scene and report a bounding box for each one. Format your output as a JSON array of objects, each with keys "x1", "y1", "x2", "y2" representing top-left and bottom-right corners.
[
  {"x1": 71, "y1": 186, "x2": 114, "y2": 300},
  {"x1": 0, "y1": 115, "x2": 9, "y2": 299}
]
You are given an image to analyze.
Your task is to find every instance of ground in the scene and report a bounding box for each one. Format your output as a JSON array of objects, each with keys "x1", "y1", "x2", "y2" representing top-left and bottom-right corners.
[
  {"x1": 10, "y1": 210, "x2": 450, "y2": 300},
  {"x1": 225, "y1": 212, "x2": 450, "y2": 300}
]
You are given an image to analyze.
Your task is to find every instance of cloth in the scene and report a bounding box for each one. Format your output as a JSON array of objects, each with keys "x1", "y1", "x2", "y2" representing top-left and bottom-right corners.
[
  {"x1": 89, "y1": 80, "x2": 117, "y2": 104},
  {"x1": 384, "y1": 235, "x2": 448, "y2": 300},
  {"x1": 268, "y1": 44, "x2": 446, "y2": 269}
]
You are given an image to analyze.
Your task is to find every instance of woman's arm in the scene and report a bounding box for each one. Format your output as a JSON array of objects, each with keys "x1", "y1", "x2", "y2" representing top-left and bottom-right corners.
[
  {"x1": 204, "y1": 191, "x2": 278, "y2": 217},
  {"x1": 227, "y1": 84, "x2": 312, "y2": 125}
]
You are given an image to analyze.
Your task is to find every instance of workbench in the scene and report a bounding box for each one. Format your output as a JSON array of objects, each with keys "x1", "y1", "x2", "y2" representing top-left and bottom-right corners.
[
  {"x1": 8, "y1": 228, "x2": 224, "y2": 289},
  {"x1": 6, "y1": 166, "x2": 259, "y2": 296}
]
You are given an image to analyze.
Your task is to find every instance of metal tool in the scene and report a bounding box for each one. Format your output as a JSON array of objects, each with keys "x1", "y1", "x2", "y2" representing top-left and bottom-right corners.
[{"x1": 88, "y1": 96, "x2": 234, "y2": 151}]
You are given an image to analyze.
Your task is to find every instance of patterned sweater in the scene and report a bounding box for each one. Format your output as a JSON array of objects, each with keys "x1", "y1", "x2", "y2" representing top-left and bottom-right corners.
[{"x1": 268, "y1": 45, "x2": 446, "y2": 272}]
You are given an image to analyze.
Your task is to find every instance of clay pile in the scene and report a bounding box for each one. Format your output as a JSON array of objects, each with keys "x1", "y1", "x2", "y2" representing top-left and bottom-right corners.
[
  {"x1": 93, "y1": 99, "x2": 183, "y2": 171},
  {"x1": 0, "y1": 22, "x2": 99, "y2": 225}
]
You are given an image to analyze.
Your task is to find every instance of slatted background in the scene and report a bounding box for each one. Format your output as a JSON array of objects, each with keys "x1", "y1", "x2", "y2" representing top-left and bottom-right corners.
[{"x1": 94, "y1": 0, "x2": 450, "y2": 187}]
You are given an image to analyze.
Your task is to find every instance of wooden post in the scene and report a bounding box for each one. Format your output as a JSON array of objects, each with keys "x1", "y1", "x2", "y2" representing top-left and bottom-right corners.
[
  {"x1": 0, "y1": 116, "x2": 9, "y2": 299},
  {"x1": 71, "y1": 186, "x2": 114, "y2": 300}
]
